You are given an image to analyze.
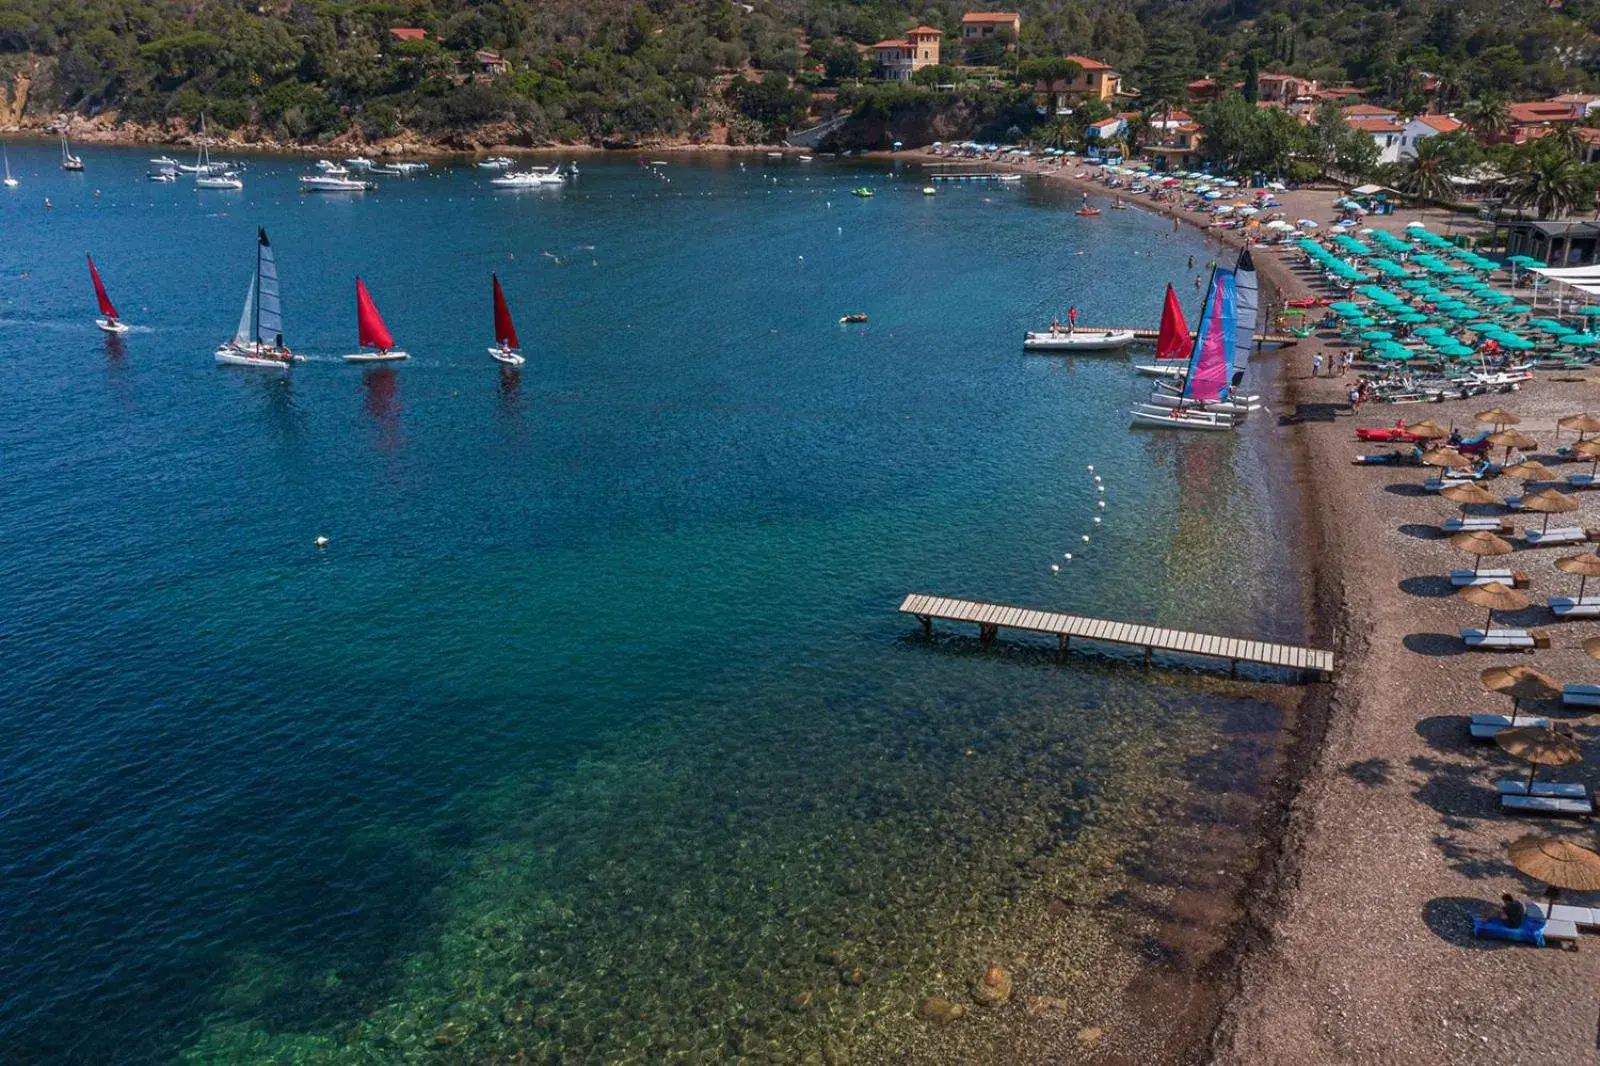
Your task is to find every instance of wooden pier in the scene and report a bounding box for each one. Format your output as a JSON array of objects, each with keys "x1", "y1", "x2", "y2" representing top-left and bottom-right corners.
[
  {"x1": 899, "y1": 593, "x2": 1334, "y2": 680},
  {"x1": 928, "y1": 172, "x2": 1020, "y2": 182},
  {"x1": 1075, "y1": 326, "x2": 1303, "y2": 347}
]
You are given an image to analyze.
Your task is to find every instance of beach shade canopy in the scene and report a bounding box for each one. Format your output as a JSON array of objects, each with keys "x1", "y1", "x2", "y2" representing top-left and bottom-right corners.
[
  {"x1": 1565, "y1": 333, "x2": 1600, "y2": 347},
  {"x1": 1520, "y1": 488, "x2": 1579, "y2": 531},
  {"x1": 1496, "y1": 726, "x2": 1583, "y2": 792},
  {"x1": 1581, "y1": 307, "x2": 1600, "y2": 317},
  {"x1": 1506, "y1": 304, "x2": 1533, "y2": 314},
  {"x1": 1556, "y1": 552, "x2": 1600, "y2": 599},
  {"x1": 1503, "y1": 460, "x2": 1556, "y2": 483},
  {"x1": 1440, "y1": 343, "x2": 1476, "y2": 358},
  {"x1": 1507, "y1": 834, "x2": 1600, "y2": 893},
  {"x1": 1426, "y1": 448, "x2": 1476, "y2": 471},
  {"x1": 1345, "y1": 316, "x2": 1377, "y2": 328},
  {"x1": 1450, "y1": 531, "x2": 1514, "y2": 571},
  {"x1": 1397, "y1": 312, "x2": 1431, "y2": 324},
  {"x1": 1487, "y1": 429, "x2": 1539, "y2": 452},
  {"x1": 1477, "y1": 407, "x2": 1521, "y2": 427},
  {"x1": 1409, "y1": 418, "x2": 1450, "y2": 439},
  {"x1": 1459, "y1": 580, "x2": 1530, "y2": 629},
  {"x1": 1441, "y1": 482, "x2": 1498, "y2": 506},
  {"x1": 1575, "y1": 438, "x2": 1600, "y2": 460},
  {"x1": 1559, "y1": 413, "x2": 1600, "y2": 435},
  {"x1": 1415, "y1": 326, "x2": 1448, "y2": 338},
  {"x1": 1360, "y1": 330, "x2": 1394, "y2": 341},
  {"x1": 1446, "y1": 307, "x2": 1479, "y2": 319},
  {"x1": 1481, "y1": 664, "x2": 1562, "y2": 715},
  {"x1": 1498, "y1": 335, "x2": 1537, "y2": 351}
]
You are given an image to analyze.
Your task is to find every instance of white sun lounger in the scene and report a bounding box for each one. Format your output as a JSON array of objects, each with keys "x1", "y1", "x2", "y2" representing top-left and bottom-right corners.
[
  {"x1": 1428, "y1": 476, "x2": 1484, "y2": 491},
  {"x1": 1563, "y1": 683, "x2": 1600, "y2": 707},
  {"x1": 1502, "y1": 794, "x2": 1594, "y2": 816},
  {"x1": 1525, "y1": 527, "x2": 1589, "y2": 547},
  {"x1": 1536, "y1": 918, "x2": 1581, "y2": 941},
  {"x1": 1470, "y1": 713, "x2": 1552, "y2": 739},
  {"x1": 1527, "y1": 902, "x2": 1600, "y2": 928},
  {"x1": 1550, "y1": 596, "x2": 1600, "y2": 619},
  {"x1": 1443, "y1": 516, "x2": 1512, "y2": 533},
  {"x1": 1462, "y1": 628, "x2": 1546, "y2": 650},
  {"x1": 1450, "y1": 568, "x2": 1521, "y2": 587},
  {"x1": 1497, "y1": 779, "x2": 1588, "y2": 799}
]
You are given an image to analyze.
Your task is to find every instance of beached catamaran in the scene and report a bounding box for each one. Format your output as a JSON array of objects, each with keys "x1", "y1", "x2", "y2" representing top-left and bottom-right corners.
[
  {"x1": 216, "y1": 228, "x2": 298, "y2": 368},
  {"x1": 344, "y1": 277, "x2": 408, "y2": 362},
  {"x1": 488, "y1": 274, "x2": 525, "y2": 365},
  {"x1": 1131, "y1": 267, "x2": 1244, "y2": 430},
  {"x1": 87, "y1": 254, "x2": 128, "y2": 333}
]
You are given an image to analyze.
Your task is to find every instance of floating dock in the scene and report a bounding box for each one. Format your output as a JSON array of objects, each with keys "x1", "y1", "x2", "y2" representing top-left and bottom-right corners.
[
  {"x1": 928, "y1": 172, "x2": 1020, "y2": 183},
  {"x1": 899, "y1": 593, "x2": 1334, "y2": 680},
  {"x1": 1074, "y1": 326, "x2": 1302, "y2": 347}
]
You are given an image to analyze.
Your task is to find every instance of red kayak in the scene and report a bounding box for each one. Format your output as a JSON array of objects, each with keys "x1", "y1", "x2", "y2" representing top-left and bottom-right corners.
[{"x1": 1356, "y1": 423, "x2": 1422, "y2": 443}]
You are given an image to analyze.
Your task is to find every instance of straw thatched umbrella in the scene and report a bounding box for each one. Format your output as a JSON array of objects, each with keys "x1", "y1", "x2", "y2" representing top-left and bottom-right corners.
[
  {"x1": 1459, "y1": 580, "x2": 1530, "y2": 631},
  {"x1": 1409, "y1": 419, "x2": 1451, "y2": 441},
  {"x1": 1451, "y1": 529, "x2": 1513, "y2": 575},
  {"x1": 1519, "y1": 488, "x2": 1580, "y2": 533},
  {"x1": 1487, "y1": 429, "x2": 1539, "y2": 462},
  {"x1": 1507, "y1": 834, "x2": 1600, "y2": 893},
  {"x1": 1573, "y1": 438, "x2": 1600, "y2": 480},
  {"x1": 1557, "y1": 412, "x2": 1600, "y2": 443},
  {"x1": 1481, "y1": 664, "x2": 1561, "y2": 714},
  {"x1": 1582, "y1": 635, "x2": 1600, "y2": 660},
  {"x1": 1555, "y1": 552, "x2": 1600, "y2": 600},
  {"x1": 1477, "y1": 407, "x2": 1522, "y2": 428},
  {"x1": 1503, "y1": 460, "x2": 1556, "y2": 489},
  {"x1": 1440, "y1": 481, "x2": 1499, "y2": 518},
  {"x1": 1495, "y1": 725, "x2": 1582, "y2": 793}
]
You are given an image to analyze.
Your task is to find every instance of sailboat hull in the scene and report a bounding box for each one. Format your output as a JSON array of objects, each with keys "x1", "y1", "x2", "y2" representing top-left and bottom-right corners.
[
  {"x1": 215, "y1": 343, "x2": 297, "y2": 368},
  {"x1": 489, "y1": 347, "x2": 525, "y2": 366},
  {"x1": 344, "y1": 350, "x2": 409, "y2": 363},
  {"x1": 1129, "y1": 406, "x2": 1239, "y2": 431},
  {"x1": 96, "y1": 319, "x2": 130, "y2": 334}
]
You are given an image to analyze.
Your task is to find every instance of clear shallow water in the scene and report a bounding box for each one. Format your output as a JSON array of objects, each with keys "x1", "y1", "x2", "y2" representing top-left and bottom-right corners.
[{"x1": 0, "y1": 146, "x2": 1304, "y2": 1064}]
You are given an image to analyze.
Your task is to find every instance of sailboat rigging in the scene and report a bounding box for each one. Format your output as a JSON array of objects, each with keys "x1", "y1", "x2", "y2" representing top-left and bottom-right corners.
[
  {"x1": 2, "y1": 143, "x2": 16, "y2": 188},
  {"x1": 344, "y1": 277, "x2": 409, "y2": 362},
  {"x1": 193, "y1": 114, "x2": 243, "y2": 189},
  {"x1": 60, "y1": 134, "x2": 83, "y2": 171},
  {"x1": 488, "y1": 274, "x2": 525, "y2": 365},
  {"x1": 215, "y1": 227, "x2": 298, "y2": 368},
  {"x1": 87, "y1": 254, "x2": 129, "y2": 334}
]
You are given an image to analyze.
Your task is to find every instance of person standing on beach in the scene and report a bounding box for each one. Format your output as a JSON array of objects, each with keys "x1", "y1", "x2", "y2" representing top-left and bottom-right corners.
[{"x1": 1312, "y1": 353, "x2": 1323, "y2": 377}]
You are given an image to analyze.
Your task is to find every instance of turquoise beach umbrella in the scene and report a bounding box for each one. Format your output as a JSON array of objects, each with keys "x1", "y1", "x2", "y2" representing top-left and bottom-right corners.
[
  {"x1": 1396, "y1": 312, "x2": 1429, "y2": 324},
  {"x1": 1499, "y1": 336, "x2": 1536, "y2": 351},
  {"x1": 1565, "y1": 333, "x2": 1600, "y2": 347},
  {"x1": 1361, "y1": 330, "x2": 1394, "y2": 341},
  {"x1": 1446, "y1": 307, "x2": 1478, "y2": 319},
  {"x1": 1581, "y1": 307, "x2": 1600, "y2": 317},
  {"x1": 1345, "y1": 316, "x2": 1377, "y2": 328},
  {"x1": 1505, "y1": 304, "x2": 1532, "y2": 314}
]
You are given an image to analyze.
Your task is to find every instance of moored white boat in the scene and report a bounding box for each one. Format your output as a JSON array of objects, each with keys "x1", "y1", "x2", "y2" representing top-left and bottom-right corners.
[
  {"x1": 477, "y1": 156, "x2": 513, "y2": 169},
  {"x1": 216, "y1": 227, "x2": 298, "y2": 368},
  {"x1": 301, "y1": 174, "x2": 375, "y2": 192},
  {"x1": 344, "y1": 156, "x2": 375, "y2": 170},
  {"x1": 1022, "y1": 328, "x2": 1135, "y2": 351},
  {"x1": 1130, "y1": 405, "x2": 1240, "y2": 431},
  {"x1": 150, "y1": 155, "x2": 180, "y2": 167},
  {"x1": 195, "y1": 173, "x2": 244, "y2": 189},
  {"x1": 489, "y1": 168, "x2": 565, "y2": 187},
  {"x1": 1143, "y1": 389, "x2": 1259, "y2": 416},
  {"x1": 392, "y1": 161, "x2": 429, "y2": 174},
  {"x1": 316, "y1": 159, "x2": 349, "y2": 175}
]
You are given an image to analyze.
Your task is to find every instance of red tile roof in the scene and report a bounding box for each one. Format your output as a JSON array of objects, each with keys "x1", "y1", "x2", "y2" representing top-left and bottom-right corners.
[
  {"x1": 1064, "y1": 54, "x2": 1111, "y2": 71},
  {"x1": 1347, "y1": 117, "x2": 1404, "y2": 133},
  {"x1": 1412, "y1": 114, "x2": 1463, "y2": 134},
  {"x1": 873, "y1": 39, "x2": 911, "y2": 48},
  {"x1": 388, "y1": 27, "x2": 427, "y2": 40},
  {"x1": 1342, "y1": 104, "x2": 1398, "y2": 118},
  {"x1": 1509, "y1": 101, "x2": 1581, "y2": 124},
  {"x1": 961, "y1": 11, "x2": 1020, "y2": 22},
  {"x1": 907, "y1": 25, "x2": 942, "y2": 35}
]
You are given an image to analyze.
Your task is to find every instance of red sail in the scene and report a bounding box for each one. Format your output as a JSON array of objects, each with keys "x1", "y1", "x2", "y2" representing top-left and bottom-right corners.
[
  {"x1": 492, "y1": 273, "x2": 519, "y2": 349},
  {"x1": 87, "y1": 253, "x2": 118, "y2": 319},
  {"x1": 1155, "y1": 282, "x2": 1191, "y2": 361},
  {"x1": 355, "y1": 277, "x2": 395, "y2": 351}
]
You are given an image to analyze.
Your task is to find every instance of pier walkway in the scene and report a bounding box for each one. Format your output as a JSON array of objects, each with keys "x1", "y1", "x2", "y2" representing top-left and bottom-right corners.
[{"x1": 899, "y1": 593, "x2": 1334, "y2": 680}]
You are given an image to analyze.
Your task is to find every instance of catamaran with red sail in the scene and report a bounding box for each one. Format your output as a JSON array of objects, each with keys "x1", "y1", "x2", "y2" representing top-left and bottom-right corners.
[
  {"x1": 344, "y1": 277, "x2": 409, "y2": 362},
  {"x1": 215, "y1": 227, "x2": 300, "y2": 368},
  {"x1": 488, "y1": 274, "x2": 525, "y2": 365},
  {"x1": 1133, "y1": 283, "x2": 1194, "y2": 377},
  {"x1": 87, "y1": 253, "x2": 128, "y2": 334},
  {"x1": 1130, "y1": 266, "x2": 1245, "y2": 430}
]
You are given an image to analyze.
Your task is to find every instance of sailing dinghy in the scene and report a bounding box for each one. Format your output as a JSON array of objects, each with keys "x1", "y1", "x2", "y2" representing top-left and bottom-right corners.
[
  {"x1": 344, "y1": 278, "x2": 409, "y2": 362},
  {"x1": 1130, "y1": 267, "x2": 1242, "y2": 431},
  {"x1": 488, "y1": 274, "x2": 525, "y2": 365},
  {"x1": 1132, "y1": 283, "x2": 1195, "y2": 375},
  {"x1": 60, "y1": 134, "x2": 83, "y2": 171},
  {"x1": 87, "y1": 254, "x2": 128, "y2": 333},
  {"x1": 215, "y1": 228, "x2": 299, "y2": 368},
  {"x1": 3, "y1": 144, "x2": 17, "y2": 188}
]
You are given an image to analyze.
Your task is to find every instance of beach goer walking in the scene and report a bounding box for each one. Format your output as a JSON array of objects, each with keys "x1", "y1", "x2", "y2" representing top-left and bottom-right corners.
[
  {"x1": 1187, "y1": 254, "x2": 1195, "y2": 269},
  {"x1": 1348, "y1": 384, "x2": 1361, "y2": 410},
  {"x1": 1312, "y1": 353, "x2": 1323, "y2": 377}
]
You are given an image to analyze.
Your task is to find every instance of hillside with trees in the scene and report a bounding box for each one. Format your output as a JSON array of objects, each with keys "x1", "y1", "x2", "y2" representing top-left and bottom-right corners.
[{"x1": 0, "y1": 0, "x2": 1597, "y2": 151}]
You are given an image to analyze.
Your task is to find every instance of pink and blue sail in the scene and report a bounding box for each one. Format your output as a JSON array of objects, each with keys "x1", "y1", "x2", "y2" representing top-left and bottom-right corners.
[{"x1": 1181, "y1": 268, "x2": 1237, "y2": 403}]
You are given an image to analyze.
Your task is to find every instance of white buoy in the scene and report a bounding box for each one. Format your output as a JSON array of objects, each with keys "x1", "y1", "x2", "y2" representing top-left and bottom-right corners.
[
  {"x1": 1051, "y1": 564, "x2": 1060, "y2": 573},
  {"x1": 314, "y1": 535, "x2": 329, "y2": 549},
  {"x1": 1093, "y1": 516, "x2": 1102, "y2": 524},
  {"x1": 1064, "y1": 553, "x2": 1073, "y2": 560},
  {"x1": 1096, "y1": 485, "x2": 1105, "y2": 493},
  {"x1": 1082, "y1": 534, "x2": 1090, "y2": 542},
  {"x1": 1098, "y1": 500, "x2": 1106, "y2": 509},
  {"x1": 1087, "y1": 465, "x2": 1094, "y2": 472}
]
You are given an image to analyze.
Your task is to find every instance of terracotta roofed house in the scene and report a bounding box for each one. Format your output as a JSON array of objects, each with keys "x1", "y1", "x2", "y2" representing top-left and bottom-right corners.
[
  {"x1": 474, "y1": 50, "x2": 508, "y2": 75},
  {"x1": 1399, "y1": 113, "x2": 1463, "y2": 158},
  {"x1": 388, "y1": 27, "x2": 427, "y2": 42},
  {"x1": 1341, "y1": 104, "x2": 1406, "y2": 163},
  {"x1": 875, "y1": 26, "x2": 941, "y2": 80},
  {"x1": 1504, "y1": 100, "x2": 1583, "y2": 143},
  {"x1": 960, "y1": 11, "x2": 1021, "y2": 40}
]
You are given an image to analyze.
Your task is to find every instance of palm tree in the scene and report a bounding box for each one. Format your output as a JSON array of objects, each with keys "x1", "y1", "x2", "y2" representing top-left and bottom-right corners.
[
  {"x1": 1392, "y1": 135, "x2": 1459, "y2": 216},
  {"x1": 1548, "y1": 123, "x2": 1585, "y2": 160},
  {"x1": 1462, "y1": 93, "x2": 1511, "y2": 140},
  {"x1": 1506, "y1": 145, "x2": 1588, "y2": 219}
]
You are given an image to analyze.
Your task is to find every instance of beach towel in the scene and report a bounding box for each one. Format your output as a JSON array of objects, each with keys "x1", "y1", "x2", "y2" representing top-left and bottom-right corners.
[{"x1": 1473, "y1": 917, "x2": 1547, "y2": 946}]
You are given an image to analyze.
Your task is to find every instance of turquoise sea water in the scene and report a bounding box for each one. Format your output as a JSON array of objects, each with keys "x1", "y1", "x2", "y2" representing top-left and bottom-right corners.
[{"x1": 0, "y1": 146, "x2": 1305, "y2": 1064}]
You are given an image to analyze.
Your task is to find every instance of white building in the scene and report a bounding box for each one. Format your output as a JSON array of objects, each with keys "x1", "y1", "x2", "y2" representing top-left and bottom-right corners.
[{"x1": 1398, "y1": 113, "x2": 1464, "y2": 159}]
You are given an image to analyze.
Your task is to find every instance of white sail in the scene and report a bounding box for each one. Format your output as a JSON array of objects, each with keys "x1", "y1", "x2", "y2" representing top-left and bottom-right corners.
[
  {"x1": 233, "y1": 276, "x2": 256, "y2": 347},
  {"x1": 1233, "y1": 248, "x2": 1259, "y2": 373},
  {"x1": 255, "y1": 229, "x2": 282, "y2": 341}
]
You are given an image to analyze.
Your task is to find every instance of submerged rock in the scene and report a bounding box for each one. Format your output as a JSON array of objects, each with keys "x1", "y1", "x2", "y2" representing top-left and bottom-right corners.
[
  {"x1": 970, "y1": 963, "x2": 1012, "y2": 1007},
  {"x1": 840, "y1": 967, "x2": 865, "y2": 987},
  {"x1": 788, "y1": 989, "x2": 815, "y2": 1012},
  {"x1": 919, "y1": 996, "x2": 966, "y2": 1024},
  {"x1": 1077, "y1": 1026, "x2": 1105, "y2": 1046},
  {"x1": 1025, "y1": 996, "x2": 1070, "y2": 1016}
]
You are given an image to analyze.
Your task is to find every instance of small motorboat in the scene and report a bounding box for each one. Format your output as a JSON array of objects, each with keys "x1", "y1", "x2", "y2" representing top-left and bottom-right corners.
[
  {"x1": 316, "y1": 159, "x2": 349, "y2": 176},
  {"x1": 840, "y1": 313, "x2": 868, "y2": 324},
  {"x1": 1022, "y1": 329, "x2": 1135, "y2": 352},
  {"x1": 195, "y1": 172, "x2": 244, "y2": 189},
  {"x1": 148, "y1": 168, "x2": 177, "y2": 182},
  {"x1": 150, "y1": 155, "x2": 180, "y2": 167},
  {"x1": 490, "y1": 169, "x2": 565, "y2": 187},
  {"x1": 921, "y1": 186, "x2": 936, "y2": 195},
  {"x1": 851, "y1": 187, "x2": 874, "y2": 198},
  {"x1": 476, "y1": 156, "x2": 513, "y2": 169},
  {"x1": 301, "y1": 174, "x2": 375, "y2": 192},
  {"x1": 1076, "y1": 207, "x2": 1100, "y2": 217}
]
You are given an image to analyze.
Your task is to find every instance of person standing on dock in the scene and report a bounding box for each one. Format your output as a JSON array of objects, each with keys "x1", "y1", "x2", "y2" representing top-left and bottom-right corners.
[{"x1": 1067, "y1": 306, "x2": 1078, "y2": 333}]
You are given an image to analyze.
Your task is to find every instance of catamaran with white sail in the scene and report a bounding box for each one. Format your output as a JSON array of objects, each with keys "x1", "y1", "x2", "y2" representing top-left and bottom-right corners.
[
  {"x1": 344, "y1": 278, "x2": 409, "y2": 362},
  {"x1": 60, "y1": 134, "x2": 83, "y2": 171},
  {"x1": 488, "y1": 274, "x2": 524, "y2": 365},
  {"x1": 87, "y1": 254, "x2": 129, "y2": 333},
  {"x1": 215, "y1": 228, "x2": 298, "y2": 368},
  {"x1": 2, "y1": 144, "x2": 16, "y2": 188}
]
